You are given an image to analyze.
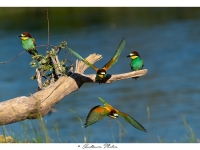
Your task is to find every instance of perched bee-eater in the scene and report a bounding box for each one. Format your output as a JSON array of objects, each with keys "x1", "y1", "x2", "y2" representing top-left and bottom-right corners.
[
  {"x1": 18, "y1": 32, "x2": 38, "y2": 56},
  {"x1": 84, "y1": 97, "x2": 147, "y2": 132},
  {"x1": 127, "y1": 51, "x2": 144, "y2": 80},
  {"x1": 68, "y1": 38, "x2": 125, "y2": 83}
]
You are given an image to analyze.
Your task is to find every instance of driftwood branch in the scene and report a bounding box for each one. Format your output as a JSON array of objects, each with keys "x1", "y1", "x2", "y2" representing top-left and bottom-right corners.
[{"x1": 0, "y1": 53, "x2": 148, "y2": 125}]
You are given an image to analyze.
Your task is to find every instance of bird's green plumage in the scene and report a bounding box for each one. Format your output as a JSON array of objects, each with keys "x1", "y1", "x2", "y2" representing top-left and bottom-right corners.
[
  {"x1": 130, "y1": 57, "x2": 144, "y2": 71},
  {"x1": 112, "y1": 38, "x2": 125, "y2": 61},
  {"x1": 21, "y1": 38, "x2": 38, "y2": 56},
  {"x1": 98, "y1": 97, "x2": 107, "y2": 105},
  {"x1": 84, "y1": 105, "x2": 109, "y2": 128},
  {"x1": 103, "y1": 38, "x2": 125, "y2": 70},
  {"x1": 118, "y1": 111, "x2": 146, "y2": 132},
  {"x1": 22, "y1": 38, "x2": 35, "y2": 50},
  {"x1": 67, "y1": 47, "x2": 98, "y2": 71}
]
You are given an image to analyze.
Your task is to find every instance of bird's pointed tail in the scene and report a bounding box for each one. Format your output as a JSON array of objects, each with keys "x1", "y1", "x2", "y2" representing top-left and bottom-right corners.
[{"x1": 98, "y1": 97, "x2": 107, "y2": 105}]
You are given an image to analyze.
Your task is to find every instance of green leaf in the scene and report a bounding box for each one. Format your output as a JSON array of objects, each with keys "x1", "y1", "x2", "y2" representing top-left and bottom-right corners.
[
  {"x1": 30, "y1": 75, "x2": 36, "y2": 80},
  {"x1": 32, "y1": 54, "x2": 43, "y2": 60},
  {"x1": 59, "y1": 40, "x2": 67, "y2": 49},
  {"x1": 44, "y1": 65, "x2": 53, "y2": 71},
  {"x1": 50, "y1": 48, "x2": 56, "y2": 56},
  {"x1": 30, "y1": 60, "x2": 37, "y2": 68},
  {"x1": 40, "y1": 59, "x2": 47, "y2": 64}
]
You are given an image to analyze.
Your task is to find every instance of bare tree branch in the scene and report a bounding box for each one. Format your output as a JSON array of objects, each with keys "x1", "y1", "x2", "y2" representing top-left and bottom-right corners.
[
  {"x1": 50, "y1": 56, "x2": 62, "y2": 77},
  {"x1": 36, "y1": 68, "x2": 43, "y2": 90},
  {"x1": 0, "y1": 53, "x2": 148, "y2": 125}
]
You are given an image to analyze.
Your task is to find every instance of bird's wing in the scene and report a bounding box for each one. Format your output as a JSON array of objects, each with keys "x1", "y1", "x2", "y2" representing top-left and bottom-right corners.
[
  {"x1": 103, "y1": 38, "x2": 125, "y2": 71},
  {"x1": 68, "y1": 46, "x2": 99, "y2": 71},
  {"x1": 118, "y1": 111, "x2": 147, "y2": 132},
  {"x1": 32, "y1": 38, "x2": 36, "y2": 47},
  {"x1": 142, "y1": 59, "x2": 144, "y2": 69},
  {"x1": 84, "y1": 105, "x2": 109, "y2": 128}
]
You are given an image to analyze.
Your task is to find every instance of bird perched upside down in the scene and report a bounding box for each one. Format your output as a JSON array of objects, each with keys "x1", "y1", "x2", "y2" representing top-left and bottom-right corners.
[
  {"x1": 84, "y1": 97, "x2": 147, "y2": 132},
  {"x1": 18, "y1": 32, "x2": 38, "y2": 56},
  {"x1": 127, "y1": 51, "x2": 144, "y2": 80},
  {"x1": 67, "y1": 38, "x2": 125, "y2": 84}
]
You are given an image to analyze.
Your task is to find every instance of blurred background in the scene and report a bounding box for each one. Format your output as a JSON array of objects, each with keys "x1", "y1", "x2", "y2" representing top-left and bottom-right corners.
[{"x1": 0, "y1": 7, "x2": 200, "y2": 143}]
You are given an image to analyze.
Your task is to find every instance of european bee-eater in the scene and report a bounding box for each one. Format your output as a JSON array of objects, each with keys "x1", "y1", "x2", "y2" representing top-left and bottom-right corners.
[
  {"x1": 68, "y1": 38, "x2": 125, "y2": 83},
  {"x1": 127, "y1": 51, "x2": 144, "y2": 80},
  {"x1": 84, "y1": 97, "x2": 147, "y2": 132},
  {"x1": 18, "y1": 32, "x2": 38, "y2": 56}
]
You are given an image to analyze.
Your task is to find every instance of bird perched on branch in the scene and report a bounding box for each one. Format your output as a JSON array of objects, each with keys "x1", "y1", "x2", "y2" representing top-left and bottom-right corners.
[
  {"x1": 68, "y1": 38, "x2": 125, "y2": 84},
  {"x1": 84, "y1": 97, "x2": 147, "y2": 132},
  {"x1": 18, "y1": 32, "x2": 38, "y2": 56},
  {"x1": 127, "y1": 51, "x2": 144, "y2": 80}
]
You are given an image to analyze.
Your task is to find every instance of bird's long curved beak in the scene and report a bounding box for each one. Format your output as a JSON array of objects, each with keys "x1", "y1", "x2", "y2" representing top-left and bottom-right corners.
[{"x1": 127, "y1": 55, "x2": 131, "y2": 57}]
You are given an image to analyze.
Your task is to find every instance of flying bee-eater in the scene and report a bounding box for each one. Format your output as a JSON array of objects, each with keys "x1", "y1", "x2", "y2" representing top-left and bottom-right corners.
[
  {"x1": 68, "y1": 38, "x2": 125, "y2": 84},
  {"x1": 127, "y1": 51, "x2": 144, "y2": 80},
  {"x1": 18, "y1": 32, "x2": 38, "y2": 56},
  {"x1": 84, "y1": 97, "x2": 147, "y2": 132}
]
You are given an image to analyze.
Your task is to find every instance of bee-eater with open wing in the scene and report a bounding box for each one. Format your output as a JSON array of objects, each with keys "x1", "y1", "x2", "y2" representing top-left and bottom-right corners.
[
  {"x1": 68, "y1": 38, "x2": 125, "y2": 83},
  {"x1": 84, "y1": 97, "x2": 146, "y2": 132}
]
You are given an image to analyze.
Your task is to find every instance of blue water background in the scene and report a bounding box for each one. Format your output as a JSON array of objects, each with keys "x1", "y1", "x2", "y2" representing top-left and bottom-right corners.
[{"x1": 0, "y1": 8, "x2": 200, "y2": 143}]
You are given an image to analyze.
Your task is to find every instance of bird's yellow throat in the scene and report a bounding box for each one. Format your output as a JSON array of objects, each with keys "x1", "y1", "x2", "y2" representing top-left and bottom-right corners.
[
  {"x1": 21, "y1": 37, "x2": 29, "y2": 41},
  {"x1": 130, "y1": 55, "x2": 138, "y2": 59},
  {"x1": 98, "y1": 74, "x2": 105, "y2": 79}
]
